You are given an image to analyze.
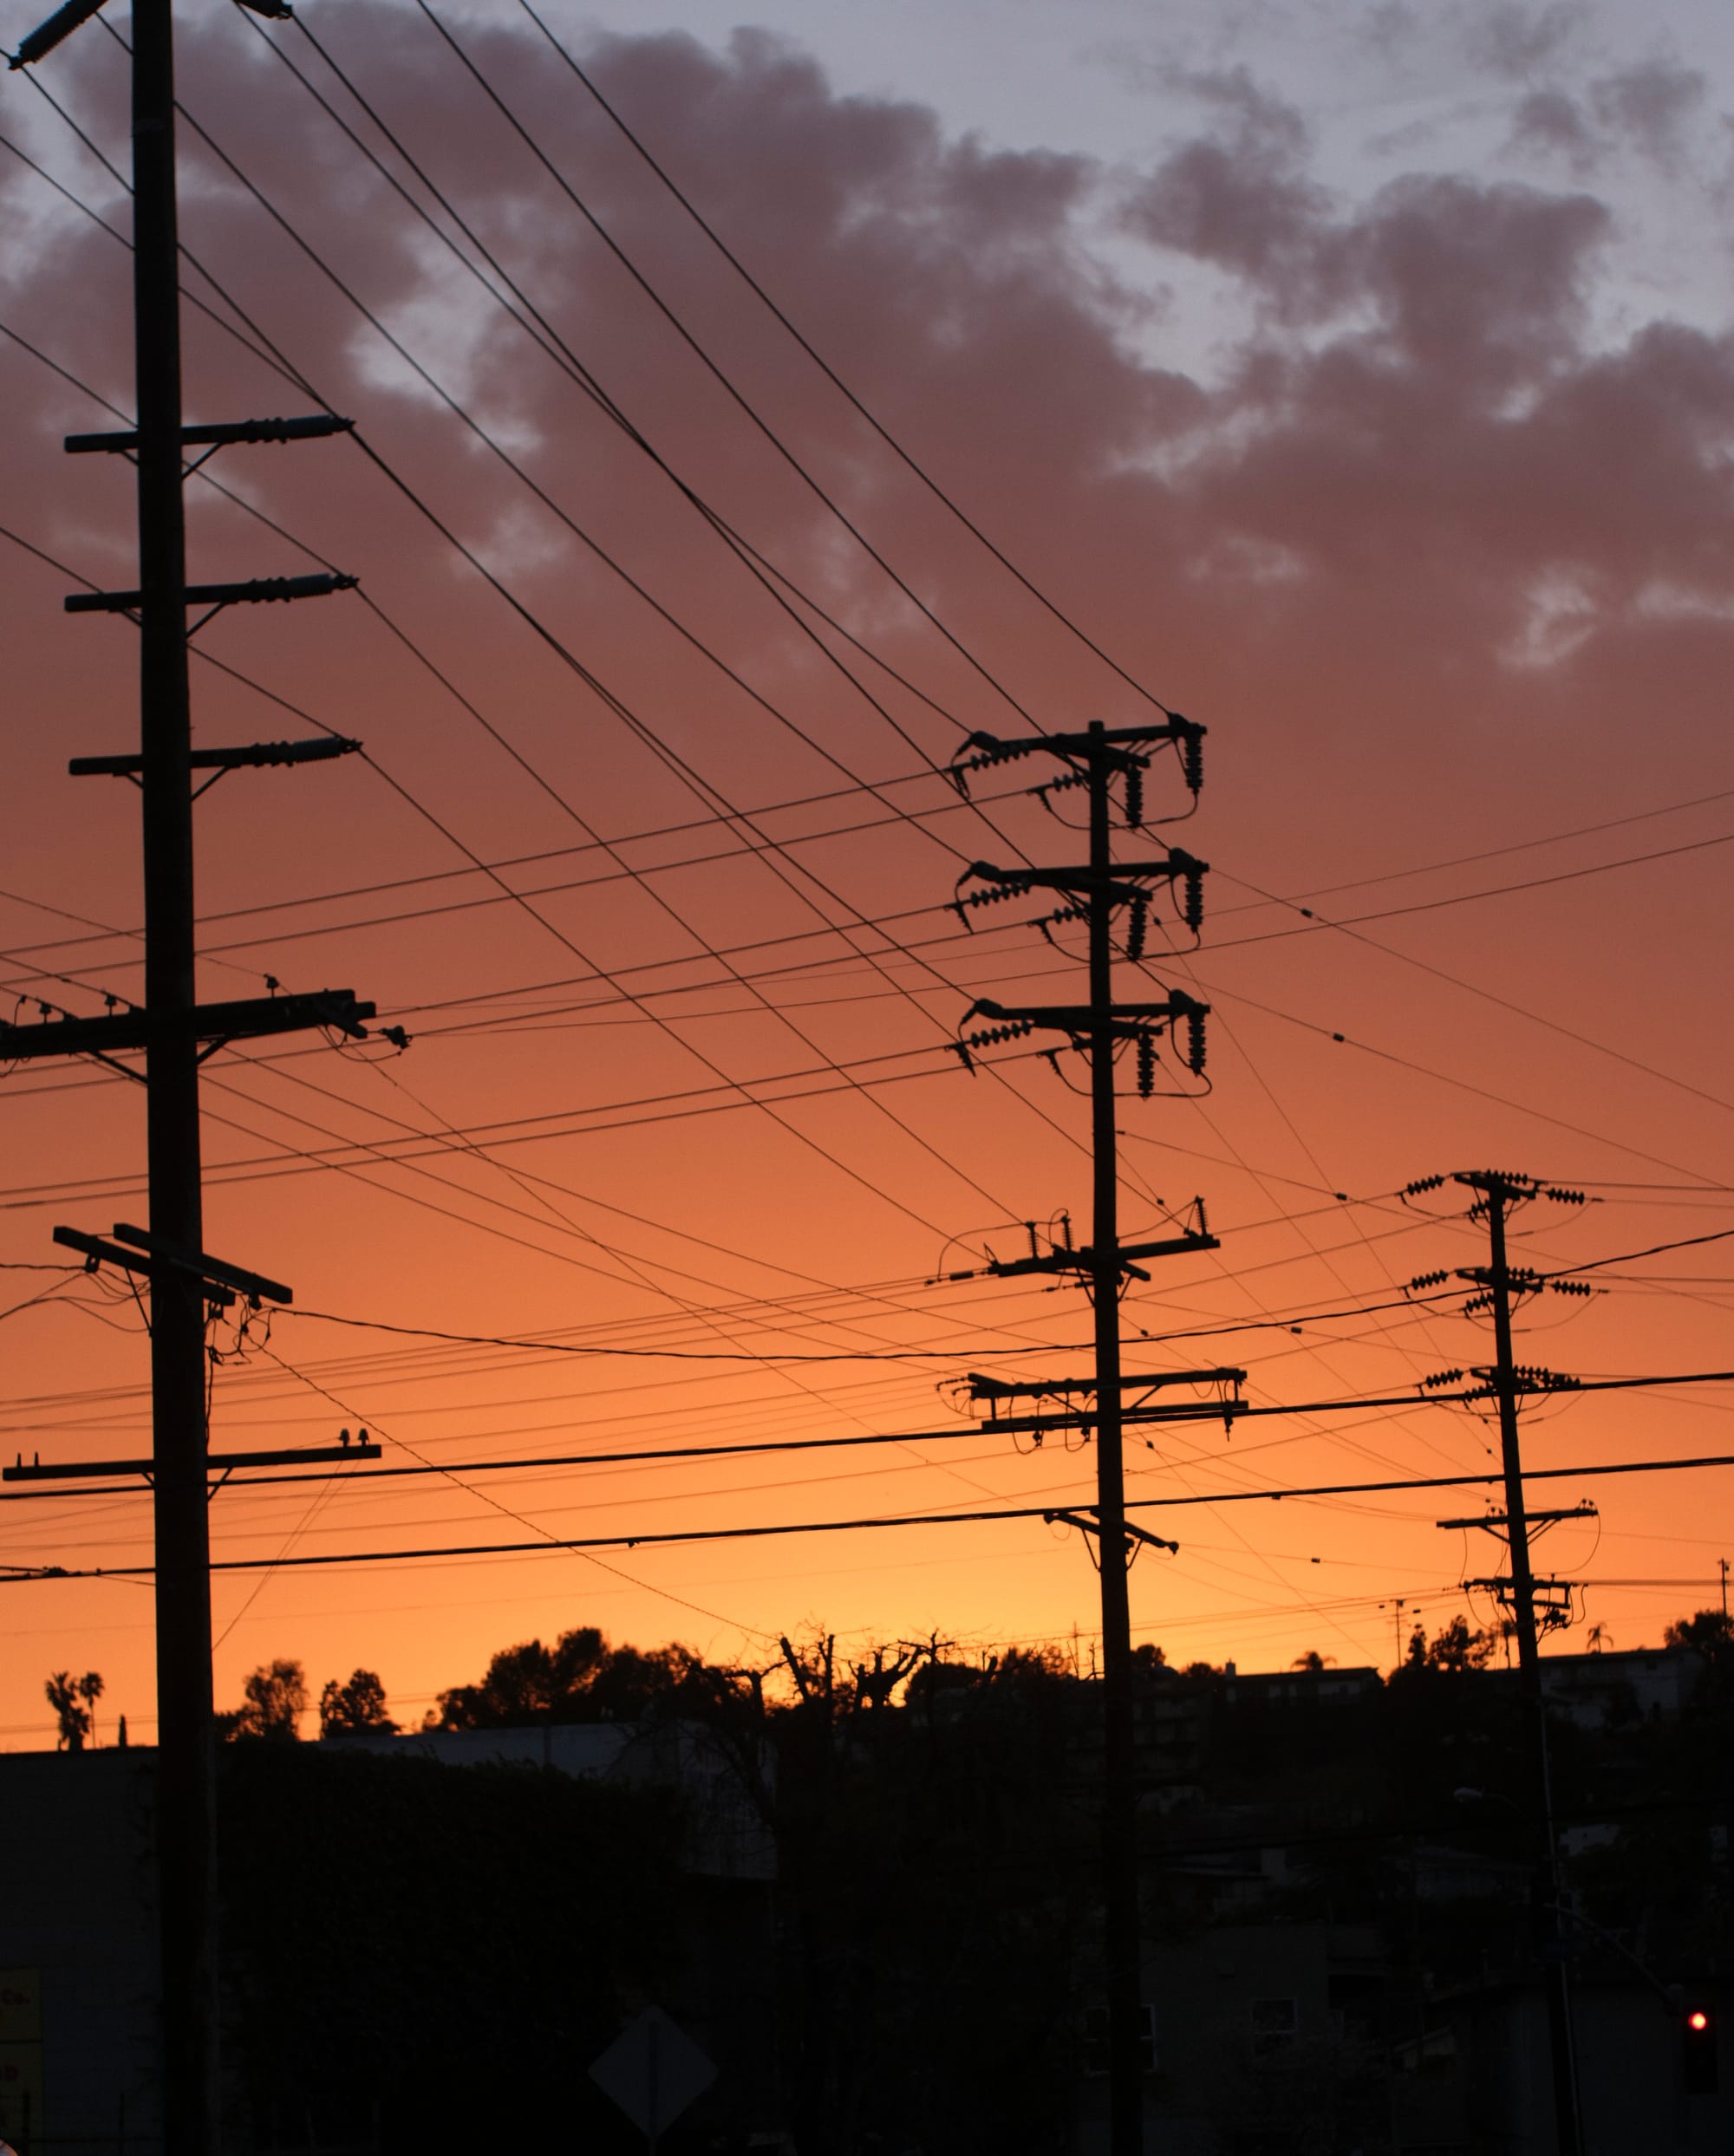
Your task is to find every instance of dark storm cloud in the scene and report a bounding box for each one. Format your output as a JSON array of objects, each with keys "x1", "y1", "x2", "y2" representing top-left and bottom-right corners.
[
  {"x1": 1508, "y1": 62, "x2": 1706, "y2": 179},
  {"x1": 1121, "y1": 65, "x2": 1335, "y2": 311},
  {"x1": 4, "y1": 8, "x2": 1733, "y2": 713},
  {"x1": 1509, "y1": 88, "x2": 1600, "y2": 175},
  {"x1": 1463, "y1": 2, "x2": 1580, "y2": 82},
  {"x1": 1590, "y1": 61, "x2": 1706, "y2": 169}
]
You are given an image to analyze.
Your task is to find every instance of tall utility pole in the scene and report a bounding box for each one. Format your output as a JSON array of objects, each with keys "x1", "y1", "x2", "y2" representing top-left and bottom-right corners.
[
  {"x1": 948, "y1": 719, "x2": 1216, "y2": 2156},
  {"x1": 1410, "y1": 1168, "x2": 1589, "y2": 2156},
  {"x1": 135, "y1": 1, "x2": 218, "y2": 2136},
  {"x1": 7, "y1": 3, "x2": 379, "y2": 2149}
]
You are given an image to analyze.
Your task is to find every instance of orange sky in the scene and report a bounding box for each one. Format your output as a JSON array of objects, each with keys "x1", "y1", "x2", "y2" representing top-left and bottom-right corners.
[{"x1": 3, "y1": 0, "x2": 1734, "y2": 1748}]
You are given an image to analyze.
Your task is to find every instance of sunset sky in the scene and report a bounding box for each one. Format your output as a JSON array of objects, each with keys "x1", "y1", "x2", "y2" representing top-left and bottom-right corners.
[{"x1": 3, "y1": 0, "x2": 1734, "y2": 1748}]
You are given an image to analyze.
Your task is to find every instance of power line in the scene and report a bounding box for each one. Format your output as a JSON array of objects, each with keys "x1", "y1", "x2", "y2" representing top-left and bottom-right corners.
[
  {"x1": 511, "y1": 0, "x2": 1177, "y2": 721},
  {"x1": 1217, "y1": 864, "x2": 1734, "y2": 1125},
  {"x1": 159, "y1": 21, "x2": 1157, "y2": 1237},
  {"x1": 0, "y1": 109, "x2": 312, "y2": 394},
  {"x1": 1212, "y1": 779, "x2": 1734, "y2": 919},
  {"x1": 407, "y1": 0, "x2": 1053, "y2": 739},
  {"x1": 1207, "y1": 829, "x2": 1734, "y2": 954},
  {"x1": 1162, "y1": 974, "x2": 1731, "y2": 1189},
  {"x1": 13, "y1": 1443, "x2": 1734, "y2": 1582},
  {"x1": 0, "y1": 483, "x2": 1055, "y2": 1239},
  {"x1": 6, "y1": 101, "x2": 1071, "y2": 1237},
  {"x1": 1548, "y1": 1227, "x2": 1734, "y2": 1278},
  {"x1": 251, "y1": 10, "x2": 1020, "y2": 791},
  {"x1": 0, "y1": 1379, "x2": 1484, "y2": 1503},
  {"x1": 251, "y1": 1339, "x2": 778, "y2": 1645}
]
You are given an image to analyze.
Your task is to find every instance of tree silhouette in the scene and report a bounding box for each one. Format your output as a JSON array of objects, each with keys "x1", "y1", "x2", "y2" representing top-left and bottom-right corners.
[
  {"x1": 1292, "y1": 1649, "x2": 1336, "y2": 1672},
  {"x1": 1392, "y1": 1614, "x2": 1495, "y2": 1680},
  {"x1": 44, "y1": 1670, "x2": 96, "y2": 1751},
  {"x1": 434, "y1": 1625, "x2": 703, "y2": 1728},
  {"x1": 1666, "y1": 1608, "x2": 1734, "y2": 1663},
  {"x1": 231, "y1": 1660, "x2": 307, "y2": 1742},
  {"x1": 318, "y1": 1669, "x2": 395, "y2": 1738},
  {"x1": 76, "y1": 1670, "x2": 104, "y2": 1744},
  {"x1": 1425, "y1": 1615, "x2": 1495, "y2": 1672}
]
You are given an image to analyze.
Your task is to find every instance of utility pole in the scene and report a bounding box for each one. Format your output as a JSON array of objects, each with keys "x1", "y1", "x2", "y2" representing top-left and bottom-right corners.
[
  {"x1": 134, "y1": 2, "x2": 220, "y2": 2135},
  {"x1": 948, "y1": 719, "x2": 1216, "y2": 2156},
  {"x1": 1409, "y1": 1169, "x2": 1590, "y2": 2156},
  {"x1": 7, "y1": 3, "x2": 384, "y2": 2149}
]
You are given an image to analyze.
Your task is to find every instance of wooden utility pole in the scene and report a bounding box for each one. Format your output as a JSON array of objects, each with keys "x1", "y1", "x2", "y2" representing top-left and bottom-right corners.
[
  {"x1": 1411, "y1": 1167, "x2": 1590, "y2": 2156},
  {"x1": 1084, "y1": 723, "x2": 1153, "y2": 2152},
  {"x1": 7, "y1": 3, "x2": 379, "y2": 2147},
  {"x1": 948, "y1": 718, "x2": 1217, "y2": 2156},
  {"x1": 1478, "y1": 1174, "x2": 1584, "y2": 2156},
  {"x1": 131, "y1": 4, "x2": 219, "y2": 2138}
]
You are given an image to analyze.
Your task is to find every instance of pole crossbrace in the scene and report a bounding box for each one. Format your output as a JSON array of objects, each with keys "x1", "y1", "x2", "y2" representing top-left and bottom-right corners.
[
  {"x1": 0, "y1": 988, "x2": 375, "y2": 1063},
  {"x1": 65, "y1": 414, "x2": 354, "y2": 454},
  {"x1": 69, "y1": 736, "x2": 361, "y2": 780},
  {"x1": 65, "y1": 570, "x2": 358, "y2": 616},
  {"x1": 1046, "y1": 1507, "x2": 1180, "y2": 1559},
  {"x1": 4, "y1": 1438, "x2": 381, "y2": 1483}
]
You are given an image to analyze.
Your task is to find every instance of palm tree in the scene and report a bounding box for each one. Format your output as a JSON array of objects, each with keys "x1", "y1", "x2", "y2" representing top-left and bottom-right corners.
[
  {"x1": 44, "y1": 1671, "x2": 89, "y2": 1751},
  {"x1": 76, "y1": 1671, "x2": 104, "y2": 1747}
]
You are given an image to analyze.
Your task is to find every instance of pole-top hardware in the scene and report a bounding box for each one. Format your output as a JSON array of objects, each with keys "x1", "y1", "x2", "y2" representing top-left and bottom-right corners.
[
  {"x1": 953, "y1": 991, "x2": 1207, "y2": 1082},
  {"x1": 110, "y1": 1221, "x2": 293, "y2": 1306},
  {"x1": 0, "y1": 987, "x2": 376, "y2": 1065},
  {"x1": 948, "y1": 717, "x2": 1205, "y2": 803},
  {"x1": 65, "y1": 414, "x2": 353, "y2": 455},
  {"x1": 3, "y1": 1434, "x2": 379, "y2": 1484},
  {"x1": 965, "y1": 1365, "x2": 1245, "y2": 1405},
  {"x1": 1426, "y1": 1363, "x2": 1581, "y2": 1402},
  {"x1": 1451, "y1": 1168, "x2": 1587, "y2": 1208},
  {"x1": 958, "y1": 1207, "x2": 1220, "y2": 1286},
  {"x1": 67, "y1": 571, "x2": 358, "y2": 617},
  {"x1": 50, "y1": 1222, "x2": 292, "y2": 1309},
  {"x1": 70, "y1": 735, "x2": 361, "y2": 783},
  {"x1": 951, "y1": 854, "x2": 1208, "y2": 935},
  {"x1": 53, "y1": 1226, "x2": 238, "y2": 1310},
  {"x1": 1437, "y1": 1504, "x2": 1597, "y2": 1532},
  {"x1": 1466, "y1": 1573, "x2": 1578, "y2": 1632},
  {"x1": 1409, "y1": 1263, "x2": 1597, "y2": 1312},
  {"x1": 1046, "y1": 1506, "x2": 1180, "y2": 1557},
  {"x1": 9, "y1": 0, "x2": 106, "y2": 69}
]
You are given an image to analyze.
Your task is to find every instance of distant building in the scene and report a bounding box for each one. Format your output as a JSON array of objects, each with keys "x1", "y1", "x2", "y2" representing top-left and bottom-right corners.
[
  {"x1": 1536, "y1": 1645, "x2": 1702, "y2": 1729},
  {"x1": 0, "y1": 1751, "x2": 159, "y2": 2153},
  {"x1": 1220, "y1": 1664, "x2": 1383, "y2": 1710},
  {"x1": 329, "y1": 1716, "x2": 776, "y2": 1880}
]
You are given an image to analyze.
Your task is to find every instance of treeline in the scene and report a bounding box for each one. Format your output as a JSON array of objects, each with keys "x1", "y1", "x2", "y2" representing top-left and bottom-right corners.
[
  {"x1": 48, "y1": 1604, "x2": 1734, "y2": 1753},
  {"x1": 199, "y1": 1601, "x2": 1734, "y2": 1747}
]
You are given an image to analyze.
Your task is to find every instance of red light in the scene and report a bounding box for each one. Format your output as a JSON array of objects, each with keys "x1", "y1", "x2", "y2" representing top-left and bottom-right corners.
[{"x1": 1690, "y1": 2012, "x2": 1710, "y2": 2032}]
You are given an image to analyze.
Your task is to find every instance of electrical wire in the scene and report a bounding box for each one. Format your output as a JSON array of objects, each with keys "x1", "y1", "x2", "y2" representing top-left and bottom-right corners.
[
  {"x1": 1217, "y1": 864, "x2": 1734, "y2": 1125},
  {"x1": 512, "y1": 0, "x2": 1178, "y2": 720},
  {"x1": 406, "y1": 0, "x2": 1054, "y2": 738},
  {"x1": 12, "y1": 1440, "x2": 1734, "y2": 1581},
  {"x1": 8, "y1": 83, "x2": 1068, "y2": 1242}
]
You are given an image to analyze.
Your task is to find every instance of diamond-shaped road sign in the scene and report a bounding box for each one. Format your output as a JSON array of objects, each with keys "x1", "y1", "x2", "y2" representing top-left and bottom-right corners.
[{"x1": 590, "y1": 2006, "x2": 717, "y2": 2146}]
